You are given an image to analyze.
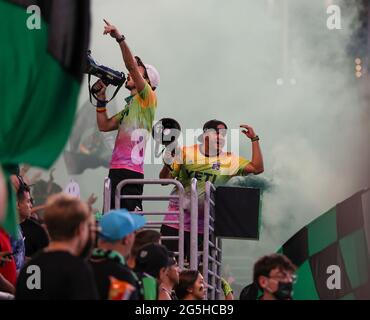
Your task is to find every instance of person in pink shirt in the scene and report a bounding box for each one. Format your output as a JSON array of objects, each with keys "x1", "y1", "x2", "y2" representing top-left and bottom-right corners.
[{"x1": 94, "y1": 20, "x2": 160, "y2": 211}]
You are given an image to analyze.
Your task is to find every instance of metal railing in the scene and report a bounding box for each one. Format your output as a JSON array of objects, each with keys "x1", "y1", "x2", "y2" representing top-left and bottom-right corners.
[
  {"x1": 103, "y1": 177, "x2": 222, "y2": 298},
  {"x1": 104, "y1": 178, "x2": 186, "y2": 269},
  {"x1": 103, "y1": 177, "x2": 111, "y2": 213},
  {"x1": 203, "y1": 181, "x2": 222, "y2": 299},
  {"x1": 190, "y1": 178, "x2": 199, "y2": 270}
]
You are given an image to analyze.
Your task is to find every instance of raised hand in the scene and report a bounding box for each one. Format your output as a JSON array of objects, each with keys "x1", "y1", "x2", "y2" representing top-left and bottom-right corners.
[
  {"x1": 240, "y1": 124, "x2": 257, "y2": 140},
  {"x1": 103, "y1": 19, "x2": 121, "y2": 39},
  {"x1": 87, "y1": 193, "x2": 98, "y2": 207}
]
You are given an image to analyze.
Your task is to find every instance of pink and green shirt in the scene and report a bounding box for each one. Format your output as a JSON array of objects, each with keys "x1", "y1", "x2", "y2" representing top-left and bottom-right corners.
[{"x1": 111, "y1": 83, "x2": 157, "y2": 174}]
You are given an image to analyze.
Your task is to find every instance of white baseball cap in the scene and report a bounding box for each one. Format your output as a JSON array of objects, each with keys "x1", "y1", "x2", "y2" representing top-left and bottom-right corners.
[
  {"x1": 135, "y1": 56, "x2": 160, "y2": 89},
  {"x1": 144, "y1": 64, "x2": 160, "y2": 89}
]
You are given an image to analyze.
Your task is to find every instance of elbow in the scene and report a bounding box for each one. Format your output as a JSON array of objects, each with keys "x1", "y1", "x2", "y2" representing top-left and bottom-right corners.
[
  {"x1": 97, "y1": 123, "x2": 109, "y2": 132},
  {"x1": 159, "y1": 170, "x2": 166, "y2": 179},
  {"x1": 250, "y1": 163, "x2": 264, "y2": 175},
  {"x1": 159, "y1": 172, "x2": 170, "y2": 180},
  {"x1": 159, "y1": 167, "x2": 172, "y2": 179},
  {"x1": 255, "y1": 166, "x2": 264, "y2": 175}
]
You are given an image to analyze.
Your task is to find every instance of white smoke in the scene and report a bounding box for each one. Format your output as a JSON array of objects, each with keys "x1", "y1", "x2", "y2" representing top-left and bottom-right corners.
[{"x1": 27, "y1": 0, "x2": 369, "y2": 296}]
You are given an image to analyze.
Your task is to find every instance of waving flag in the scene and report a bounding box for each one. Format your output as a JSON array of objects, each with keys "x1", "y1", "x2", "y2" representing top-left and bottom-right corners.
[
  {"x1": 0, "y1": 0, "x2": 90, "y2": 235},
  {"x1": 278, "y1": 189, "x2": 370, "y2": 300}
]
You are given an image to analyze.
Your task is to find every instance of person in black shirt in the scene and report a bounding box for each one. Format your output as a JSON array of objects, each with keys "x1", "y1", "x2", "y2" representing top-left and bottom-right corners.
[
  {"x1": 89, "y1": 208, "x2": 146, "y2": 300},
  {"x1": 15, "y1": 193, "x2": 99, "y2": 300},
  {"x1": 20, "y1": 218, "x2": 49, "y2": 258}
]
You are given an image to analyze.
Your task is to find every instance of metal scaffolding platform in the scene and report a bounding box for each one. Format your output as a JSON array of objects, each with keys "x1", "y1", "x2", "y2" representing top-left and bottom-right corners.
[{"x1": 103, "y1": 177, "x2": 223, "y2": 299}]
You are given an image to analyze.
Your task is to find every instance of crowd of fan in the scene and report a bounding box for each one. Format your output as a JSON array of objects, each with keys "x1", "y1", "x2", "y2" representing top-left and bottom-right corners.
[{"x1": 0, "y1": 171, "x2": 296, "y2": 301}]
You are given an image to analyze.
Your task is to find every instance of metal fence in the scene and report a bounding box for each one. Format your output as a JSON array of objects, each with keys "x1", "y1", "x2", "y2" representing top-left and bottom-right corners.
[
  {"x1": 103, "y1": 177, "x2": 223, "y2": 299},
  {"x1": 203, "y1": 181, "x2": 223, "y2": 299}
]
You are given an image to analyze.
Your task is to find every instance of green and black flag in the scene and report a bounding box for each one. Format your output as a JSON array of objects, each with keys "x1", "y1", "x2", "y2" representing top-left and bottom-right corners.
[
  {"x1": 278, "y1": 189, "x2": 370, "y2": 300},
  {"x1": 0, "y1": 0, "x2": 90, "y2": 235}
]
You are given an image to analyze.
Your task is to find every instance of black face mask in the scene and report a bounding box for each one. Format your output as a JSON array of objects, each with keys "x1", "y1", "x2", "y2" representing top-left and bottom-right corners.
[{"x1": 272, "y1": 281, "x2": 293, "y2": 300}]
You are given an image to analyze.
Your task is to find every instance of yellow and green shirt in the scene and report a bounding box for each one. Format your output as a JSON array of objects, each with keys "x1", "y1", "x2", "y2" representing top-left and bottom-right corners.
[{"x1": 164, "y1": 144, "x2": 250, "y2": 232}]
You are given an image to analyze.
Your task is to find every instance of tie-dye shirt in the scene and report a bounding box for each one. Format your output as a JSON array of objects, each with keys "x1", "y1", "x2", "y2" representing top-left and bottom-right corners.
[
  {"x1": 111, "y1": 83, "x2": 157, "y2": 174},
  {"x1": 163, "y1": 144, "x2": 250, "y2": 233}
]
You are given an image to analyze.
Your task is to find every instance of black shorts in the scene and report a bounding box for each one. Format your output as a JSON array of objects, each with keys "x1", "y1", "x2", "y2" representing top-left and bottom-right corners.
[{"x1": 108, "y1": 168, "x2": 144, "y2": 211}]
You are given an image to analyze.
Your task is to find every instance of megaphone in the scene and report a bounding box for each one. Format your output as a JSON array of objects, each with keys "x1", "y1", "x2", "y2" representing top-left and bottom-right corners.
[{"x1": 152, "y1": 118, "x2": 181, "y2": 158}]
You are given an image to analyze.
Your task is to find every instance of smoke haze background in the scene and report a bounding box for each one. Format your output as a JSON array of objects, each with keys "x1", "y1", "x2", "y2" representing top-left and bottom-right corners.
[{"x1": 27, "y1": 0, "x2": 369, "y2": 294}]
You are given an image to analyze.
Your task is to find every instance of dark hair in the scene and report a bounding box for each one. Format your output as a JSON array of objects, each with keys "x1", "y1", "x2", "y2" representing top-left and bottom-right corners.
[
  {"x1": 202, "y1": 119, "x2": 228, "y2": 132},
  {"x1": 44, "y1": 193, "x2": 90, "y2": 241},
  {"x1": 175, "y1": 270, "x2": 200, "y2": 300},
  {"x1": 135, "y1": 243, "x2": 169, "y2": 279},
  {"x1": 168, "y1": 251, "x2": 177, "y2": 267},
  {"x1": 253, "y1": 254, "x2": 296, "y2": 289},
  {"x1": 16, "y1": 183, "x2": 30, "y2": 202},
  {"x1": 131, "y1": 229, "x2": 161, "y2": 258},
  {"x1": 135, "y1": 56, "x2": 150, "y2": 84}
]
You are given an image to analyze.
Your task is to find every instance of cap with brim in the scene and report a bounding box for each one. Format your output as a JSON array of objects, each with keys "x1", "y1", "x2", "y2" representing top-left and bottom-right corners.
[
  {"x1": 168, "y1": 251, "x2": 177, "y2": 267},
  {"x1": 135, "y1": 56, "x2": 160, "y2": 89},
  {"x1": 99, "y1": 209, "x2": 146, "y2": 242},
  {"x1": 135, "y1": 243, "x2": 171, "y2": 278}
]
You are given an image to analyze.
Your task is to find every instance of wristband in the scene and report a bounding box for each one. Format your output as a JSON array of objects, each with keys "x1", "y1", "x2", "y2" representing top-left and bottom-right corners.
[
  {"x1": 96, "y1": 107, "x2": 107, "y2": 113},
  {"x1": 96, "y1": 100, "x2": 107, "y2": 108},
  {"x1": 251, "y1": 135, "x2": 259, "y2": 142},
  {"x1": 116, "y1": 35, "x2": 125, "y2": 43}
]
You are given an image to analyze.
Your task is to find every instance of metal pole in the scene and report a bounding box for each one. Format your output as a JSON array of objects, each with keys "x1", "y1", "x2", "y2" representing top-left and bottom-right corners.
[
  {"x1": 103, "y1": 177, "x2": 111, "y2": 213},
  {"x1": 216, "y1": 238, "x2": 223, "y2": 300},
  {"x1": 203, "y1": 181, "x2": 211, "y2": 299},
  {"x1": 178, "y1": 184, "x2": 185, "y2": 269},
  {"x1": 190, "y1": 178, "x2": 198, "y2": 270}
]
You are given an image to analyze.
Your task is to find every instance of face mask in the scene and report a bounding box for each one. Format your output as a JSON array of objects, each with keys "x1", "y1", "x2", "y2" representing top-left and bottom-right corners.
[{"x1": 272, "y1": 281, "x2": 293, "y2": 300}]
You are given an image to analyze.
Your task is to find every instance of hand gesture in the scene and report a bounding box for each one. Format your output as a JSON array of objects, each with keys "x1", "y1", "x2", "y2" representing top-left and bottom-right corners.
[
  {"x1": 87, "y1": 193, "x2": 98, "y2": 207},
  {"x1": 240, "y1": 124, "x2": 257, "y2": 140},
  {"x1": 103, "y1": 19, "x2": 121, "y2": 39}
]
